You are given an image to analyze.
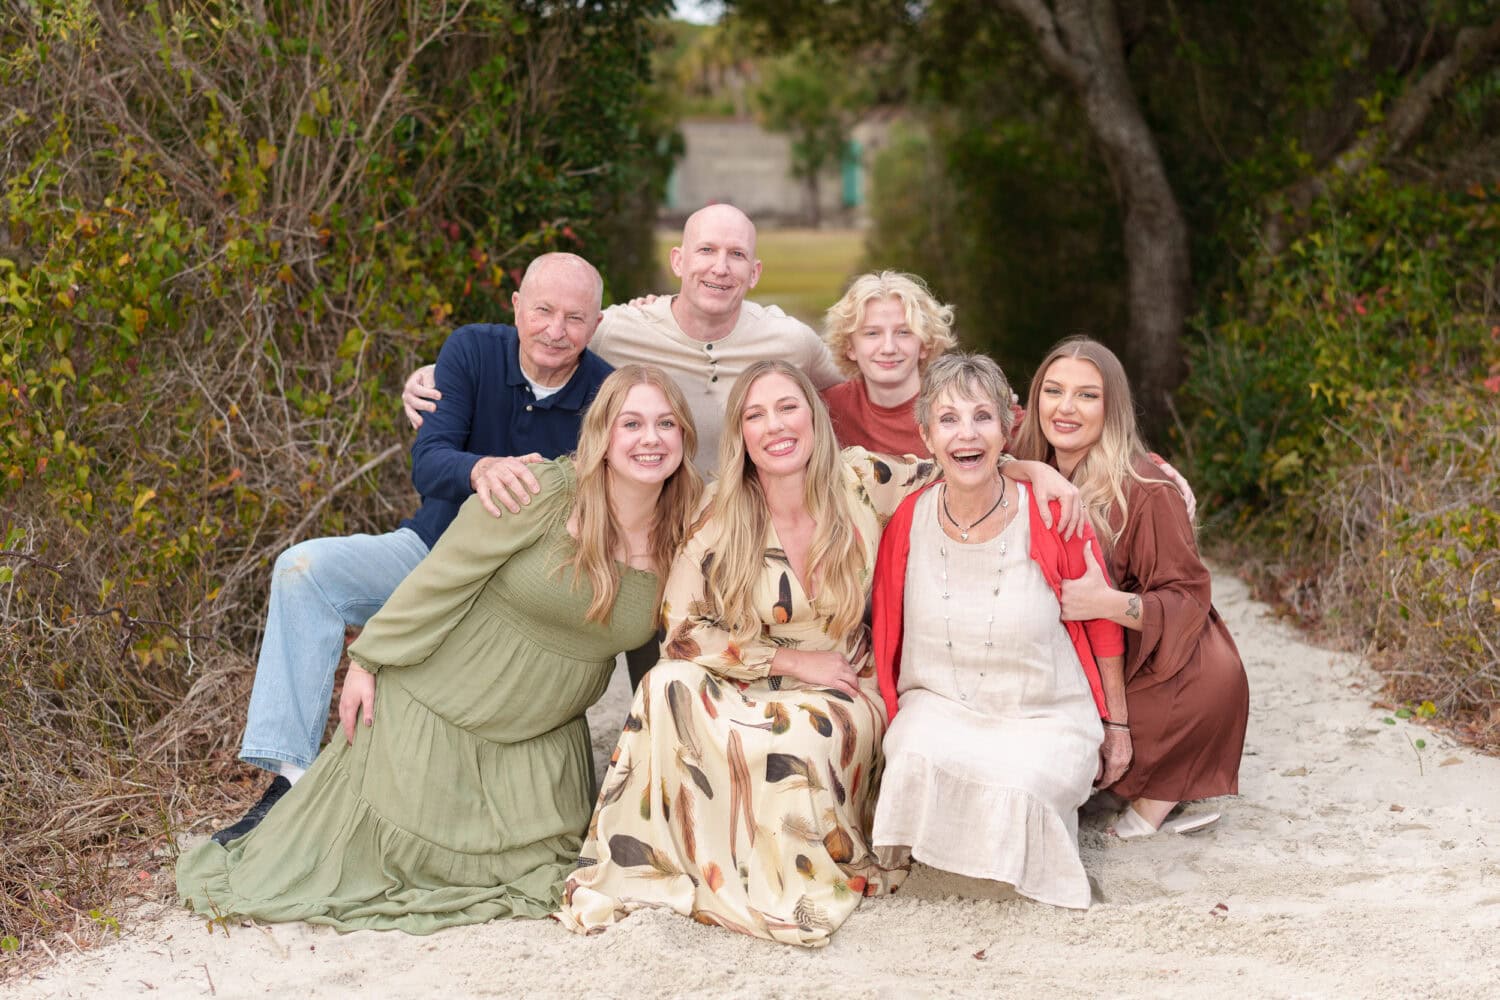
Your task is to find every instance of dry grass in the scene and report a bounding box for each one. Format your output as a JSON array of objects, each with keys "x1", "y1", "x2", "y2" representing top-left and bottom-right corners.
[
  {"x1": 654, "y1": 227, "x2": 866, "y2": 324},
  {"x1": 1202, "y1": 382, "x2": 1500, "y2": 751}
]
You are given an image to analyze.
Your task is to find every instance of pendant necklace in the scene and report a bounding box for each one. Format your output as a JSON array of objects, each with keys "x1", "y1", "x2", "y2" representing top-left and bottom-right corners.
[
  {"x1": 941, "y1": 482, "x2": 1008, "y2": 541},
  {"x1": 937, "y1": 483, "x2": 1017, "y2": 702}
]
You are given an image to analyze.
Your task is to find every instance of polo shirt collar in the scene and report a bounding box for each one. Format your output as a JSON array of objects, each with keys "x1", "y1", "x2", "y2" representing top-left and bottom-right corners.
[{"x1": 504, "y1": 333, "x2": 595, "y2": 411}]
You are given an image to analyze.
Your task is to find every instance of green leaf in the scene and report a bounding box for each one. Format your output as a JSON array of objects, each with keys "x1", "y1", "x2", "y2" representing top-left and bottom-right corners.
[
  {"x1": 1395, "y1": 708, "x2": 1413, "y2": 719},
  {"x1": 1414, "y1": 739, "x2": 1427, "y2": 750}
]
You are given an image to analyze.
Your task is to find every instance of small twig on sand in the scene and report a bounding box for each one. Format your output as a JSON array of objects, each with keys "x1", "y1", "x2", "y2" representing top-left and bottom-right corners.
[
  {"x1": 253, "y1": 921, "x2": 288, "y2": 960},
  {"x1": 200, "y1": 962, "x2": 216, "y2": 995},
  {"x1": 1404, "y1": 730, "x2": 1426, "y2": 776}
]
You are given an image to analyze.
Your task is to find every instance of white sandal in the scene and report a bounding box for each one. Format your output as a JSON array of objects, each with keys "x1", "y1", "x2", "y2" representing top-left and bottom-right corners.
[{"x1": 1111, "y1": 807, "x2": 1220, "y2": 839}]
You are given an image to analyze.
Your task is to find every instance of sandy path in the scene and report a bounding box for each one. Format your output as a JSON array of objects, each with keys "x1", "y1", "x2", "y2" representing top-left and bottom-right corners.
[{"x1": 9, "y1": 569, "x2": 1500, "y2": 999}]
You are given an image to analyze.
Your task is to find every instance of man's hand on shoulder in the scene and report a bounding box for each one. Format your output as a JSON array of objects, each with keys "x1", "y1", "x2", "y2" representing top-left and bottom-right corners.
[
  {"x1": 403, "y1": 364, "x2": 439, "y2": 429},
  {"x1": 471, "y1": 454, "x2": 546, "y2": 516}
]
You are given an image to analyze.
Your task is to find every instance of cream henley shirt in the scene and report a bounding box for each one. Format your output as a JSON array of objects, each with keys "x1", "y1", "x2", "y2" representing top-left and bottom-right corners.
[{"x1": 591, "y1": 296, "x2": 845, "y2": 476}]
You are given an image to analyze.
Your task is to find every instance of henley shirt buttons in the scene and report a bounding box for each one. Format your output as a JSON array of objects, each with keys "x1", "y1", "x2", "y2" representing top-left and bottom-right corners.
[{"x1": 525, "y1": 405, "x2": 533, "y2": 412}]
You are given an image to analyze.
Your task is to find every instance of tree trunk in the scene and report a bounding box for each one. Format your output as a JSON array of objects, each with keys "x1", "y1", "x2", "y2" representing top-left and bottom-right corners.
[
  {"x1": 1074, "y1": 9, "x2": 1190, "y2": 438},
  {"x1": 999, "y1": 0, "x2": 1191, "y2": 437}
]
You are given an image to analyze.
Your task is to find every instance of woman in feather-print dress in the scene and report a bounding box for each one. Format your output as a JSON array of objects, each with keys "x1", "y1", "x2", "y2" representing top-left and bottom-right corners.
[{"x1": 557, "y1": 361, "x2": 1079, "y2": 947}]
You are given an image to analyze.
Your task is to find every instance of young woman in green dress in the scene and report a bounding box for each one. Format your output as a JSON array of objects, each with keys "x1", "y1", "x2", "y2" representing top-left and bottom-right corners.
[{"x1": 175, "y1": 365, "x2": 703, "y2": 934}]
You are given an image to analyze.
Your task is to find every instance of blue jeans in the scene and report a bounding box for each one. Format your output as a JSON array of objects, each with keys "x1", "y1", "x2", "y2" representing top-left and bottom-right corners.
[{"x1": 239, "y1": 527, "x2": 430, "y2": 773}]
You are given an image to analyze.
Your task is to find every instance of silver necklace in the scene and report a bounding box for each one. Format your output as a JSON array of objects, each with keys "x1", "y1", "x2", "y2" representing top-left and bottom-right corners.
[
  {"x1": 941, "y1": 482, "x2": 1008, "y2": 541},
  {"x1": 938, "y1": 487, "x2": 1013, "y2": 702}
]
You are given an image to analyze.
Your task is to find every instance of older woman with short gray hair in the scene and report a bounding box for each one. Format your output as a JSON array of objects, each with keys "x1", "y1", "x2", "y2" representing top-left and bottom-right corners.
[{"x1": 870, "y1": 352, "x2": 1129, "y2": 909}]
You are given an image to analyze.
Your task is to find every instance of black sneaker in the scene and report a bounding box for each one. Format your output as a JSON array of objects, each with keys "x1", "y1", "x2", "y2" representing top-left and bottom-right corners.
[{"x1": 210, "y1": 775, "x2": 291, "y2": 846}]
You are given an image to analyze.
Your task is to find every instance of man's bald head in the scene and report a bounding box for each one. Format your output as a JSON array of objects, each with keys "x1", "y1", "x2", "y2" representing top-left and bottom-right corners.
[
  {"x1": 671, "y1": 204, "x2": 762, "y2": 325},
  {"x1": 681, "y1": 204, "x2": 758, "y2": 259},
  {"x1": 519, "y1": 252, "x2": 603, "y2": 313}
]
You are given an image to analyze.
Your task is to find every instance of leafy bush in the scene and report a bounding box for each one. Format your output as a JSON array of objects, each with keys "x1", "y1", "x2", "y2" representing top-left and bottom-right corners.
[
  {"x1": 0, "y1": 0, "x2": 669, "y2": 962},
  {"x1": 861, "y1": 109, "x2": 1124, "y2": 372},
  {"x1": 1179, "y1": 170, "x2": 1499, "y2": 736}
]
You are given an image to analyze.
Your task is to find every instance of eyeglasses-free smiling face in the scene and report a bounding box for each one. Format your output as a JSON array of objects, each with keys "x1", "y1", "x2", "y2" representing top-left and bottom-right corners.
[
  {"x1": 510, "y1": 259, "x2": 601, "y2": 386},
  {"x1": 670, "y1": 205, "x2": 762, "y2": 322},
  {"x1": 1037, "y1": 356, "x2": 1106, "y2": 471},
  {"x1": 920, "y1": 388, "x2": 1008, "y2": 489},
  {"x1": 739, "y1": 372, "x2": 814, "y2": 479},
  {"x1": 607, "y1": 384, "x2": 685, "y2": 486},
  {"x1": 847, "y1": 296, "x2": 927, "y2": 397}
]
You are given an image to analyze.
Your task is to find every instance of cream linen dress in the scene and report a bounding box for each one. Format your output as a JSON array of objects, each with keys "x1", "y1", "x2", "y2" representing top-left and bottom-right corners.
[{"x1": 871, "y1": 485, "x2": 1104, "y2": 909}]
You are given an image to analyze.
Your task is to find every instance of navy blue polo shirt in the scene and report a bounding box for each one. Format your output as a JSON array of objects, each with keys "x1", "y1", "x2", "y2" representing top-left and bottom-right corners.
[{"x1": 401, "y1": 323, "x2": 612, "y2": 547}]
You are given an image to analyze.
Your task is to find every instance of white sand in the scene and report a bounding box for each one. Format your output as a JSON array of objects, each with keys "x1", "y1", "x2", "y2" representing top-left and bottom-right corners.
[{"x1": 10, "y1": 569, "x2": 1500, "y2": 999}]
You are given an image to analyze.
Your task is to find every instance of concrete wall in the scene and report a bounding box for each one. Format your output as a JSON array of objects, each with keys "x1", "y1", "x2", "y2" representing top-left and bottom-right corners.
[{"x1": 663, "y1": 118, "x2": 848, "y2": 226}]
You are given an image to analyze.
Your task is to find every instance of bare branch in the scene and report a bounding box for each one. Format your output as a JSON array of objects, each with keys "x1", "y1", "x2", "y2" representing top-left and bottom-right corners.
[{"x1": 1266, "y1": 13, "x2": 1500, "y2": 249}]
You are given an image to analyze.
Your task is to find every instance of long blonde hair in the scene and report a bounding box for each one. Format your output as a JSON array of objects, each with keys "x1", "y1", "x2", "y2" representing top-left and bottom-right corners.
[
  {"x1": 707, "y1": 361, "x2": 865, "y2": 643},
  {"x1": 1013, "y1": 336, "x2": 1168, "y2": 551},
  {"x1": 567, "y1": 365, "x2": 703, "y2": 623},
  {"x1": 822, "y1": 270, "x2": 958, "y2": 379}
]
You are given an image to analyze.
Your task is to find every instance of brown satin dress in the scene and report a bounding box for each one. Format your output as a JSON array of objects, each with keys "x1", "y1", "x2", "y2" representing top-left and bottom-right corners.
[{"x1": 1104, "y1": 462, "x2": 1249, "y2": 802}]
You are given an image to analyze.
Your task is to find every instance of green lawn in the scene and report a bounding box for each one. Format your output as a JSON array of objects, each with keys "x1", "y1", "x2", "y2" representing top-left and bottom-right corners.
[{"x1": 655, "y1": 228, "x2": 865, "y2": 326}]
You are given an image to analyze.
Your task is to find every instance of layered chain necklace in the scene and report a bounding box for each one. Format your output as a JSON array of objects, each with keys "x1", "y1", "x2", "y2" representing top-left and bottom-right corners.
[{"x1": 937, "y1": 481, "x2": 1018, "y2": 702}]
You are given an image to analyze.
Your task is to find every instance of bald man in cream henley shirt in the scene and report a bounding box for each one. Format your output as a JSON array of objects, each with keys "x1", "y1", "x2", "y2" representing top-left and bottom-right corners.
[{"x1": 590, "y1": 295, "x2": 842, "y2": 473}]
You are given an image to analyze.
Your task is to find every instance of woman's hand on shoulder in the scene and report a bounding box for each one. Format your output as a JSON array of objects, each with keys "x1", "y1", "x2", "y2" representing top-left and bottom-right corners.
[
  {"x1": 1148, "y1": 452, "x2": 1197, "y2": 521},
  {"x1": 1002, "y1": 459, "x2": 1082, "y2": 538},
  {"x1": 771, "y1": 649, "x2": 860, "y2": 699}
]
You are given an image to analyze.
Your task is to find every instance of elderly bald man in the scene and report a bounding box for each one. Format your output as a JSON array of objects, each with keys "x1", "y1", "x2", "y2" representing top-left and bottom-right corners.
[
  {"x1": 216, "y1": 253, "x2": 613, "y2": 844},
  {"x1": 405, "y1": 205, "x2": 844, "y2": 481}
]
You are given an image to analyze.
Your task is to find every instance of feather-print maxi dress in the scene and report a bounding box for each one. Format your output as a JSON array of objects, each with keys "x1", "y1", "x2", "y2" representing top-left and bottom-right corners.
[{"x1": 557, "y1": 449, "x2": 935, "y2": 948}]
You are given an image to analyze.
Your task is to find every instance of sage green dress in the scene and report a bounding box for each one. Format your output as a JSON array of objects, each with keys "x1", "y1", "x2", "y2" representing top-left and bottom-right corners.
[{"x1": 176, "y1": 459, "x2": 657, "y2": 934}]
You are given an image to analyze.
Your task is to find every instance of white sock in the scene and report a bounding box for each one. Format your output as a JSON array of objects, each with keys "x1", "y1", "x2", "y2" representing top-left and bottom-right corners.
[{"x1": 278, "y1": 761, "x2": 306, "y2": 785}]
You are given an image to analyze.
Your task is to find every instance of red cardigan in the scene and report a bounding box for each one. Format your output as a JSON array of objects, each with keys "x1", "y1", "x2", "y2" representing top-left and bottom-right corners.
[{"x1": 872, "y1": 483, "x2": 1124, "y2": 723}]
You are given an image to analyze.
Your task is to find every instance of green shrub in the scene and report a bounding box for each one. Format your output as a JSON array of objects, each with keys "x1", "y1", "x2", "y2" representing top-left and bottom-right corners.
[
  {"x1": 861, "y1": 111, "x2": 1124, "y2": 372},
  {"x1": 1179, "y1": 169, "x2": 1499, "y2": 729},
  {"x1": 0, "y1": 0, "x2": 669, "y2": 960}
]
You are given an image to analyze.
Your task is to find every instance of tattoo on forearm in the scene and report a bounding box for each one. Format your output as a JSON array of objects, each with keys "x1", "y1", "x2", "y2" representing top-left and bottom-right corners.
[{"x1": 1126, "y1": 595, "x2": 1141, "y2": 621}]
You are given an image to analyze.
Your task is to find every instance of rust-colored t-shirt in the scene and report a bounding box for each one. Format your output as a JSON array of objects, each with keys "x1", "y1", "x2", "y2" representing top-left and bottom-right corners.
[{"x1": 820, "y1": 379, "x2": 929, "y2": 457}]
